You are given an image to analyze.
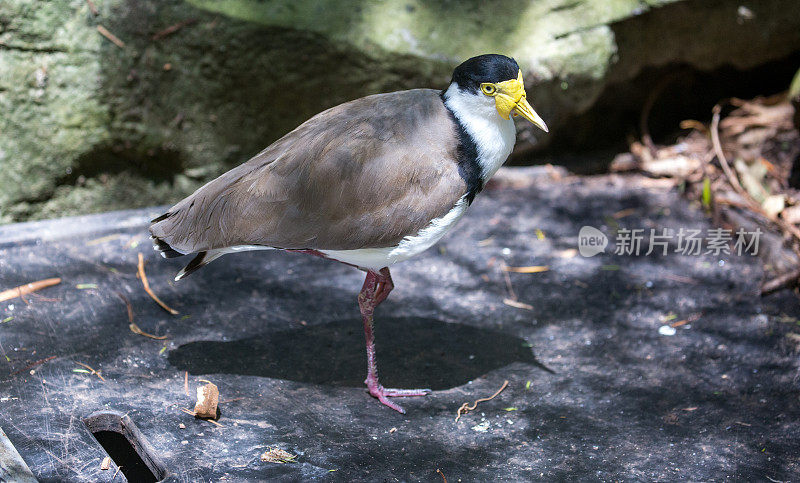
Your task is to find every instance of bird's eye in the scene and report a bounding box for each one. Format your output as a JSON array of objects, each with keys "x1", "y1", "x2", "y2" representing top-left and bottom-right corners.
[{"x1": 480, "y1": 83, "x2": 496, "y2": 96}]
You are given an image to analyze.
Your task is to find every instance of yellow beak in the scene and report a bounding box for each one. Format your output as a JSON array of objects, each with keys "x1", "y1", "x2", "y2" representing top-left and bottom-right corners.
[{"x1": 493, "y1": 70, "x2": 549, "y2": 133}]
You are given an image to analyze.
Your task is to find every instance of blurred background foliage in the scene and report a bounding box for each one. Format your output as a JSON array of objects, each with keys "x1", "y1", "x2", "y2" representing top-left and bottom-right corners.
[{"x1": 0, "y1": 0, "x2": 799, "y2": 222}]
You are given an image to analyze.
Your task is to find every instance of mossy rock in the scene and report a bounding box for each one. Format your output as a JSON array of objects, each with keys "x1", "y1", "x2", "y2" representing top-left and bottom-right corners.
[{"x1": 1, "y1": 0, "x2": 799, "y2": 222}]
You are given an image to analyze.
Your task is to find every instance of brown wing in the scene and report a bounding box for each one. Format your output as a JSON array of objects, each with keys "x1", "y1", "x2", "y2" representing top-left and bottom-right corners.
[{"x1": 150, "y1": 89, "x2": 466, "y2": 254}]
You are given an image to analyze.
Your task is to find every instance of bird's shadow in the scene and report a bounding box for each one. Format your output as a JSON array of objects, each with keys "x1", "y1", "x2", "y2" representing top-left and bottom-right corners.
[{"x1": 168, "y1": 316, "x2": 550, "y2": 390}]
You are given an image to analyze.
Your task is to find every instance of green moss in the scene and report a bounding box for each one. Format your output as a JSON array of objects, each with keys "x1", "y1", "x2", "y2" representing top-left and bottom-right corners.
[
  {"x1": 0, "y1": 0, "x2": 109, "y2": 219},
  {"x1": 1, "y1": 0, "x2": 798, "y2": 223}
]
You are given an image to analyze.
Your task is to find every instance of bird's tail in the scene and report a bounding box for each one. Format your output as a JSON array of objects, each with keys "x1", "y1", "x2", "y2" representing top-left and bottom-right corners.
[
  {"x1": 149, "y1": 229, "x2": 223, "y2": 282},
  {"x1": 174, "y1": 250, "x2": 226, "y2": 282},
  {"x1": 151, "y1": 234, "x2": 184, "y2": 259}
]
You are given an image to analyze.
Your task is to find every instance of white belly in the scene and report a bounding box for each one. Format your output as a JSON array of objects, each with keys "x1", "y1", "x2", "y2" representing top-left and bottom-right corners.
[{"x1": 320, "y1": 196, "x2": 469, "y2": 270}]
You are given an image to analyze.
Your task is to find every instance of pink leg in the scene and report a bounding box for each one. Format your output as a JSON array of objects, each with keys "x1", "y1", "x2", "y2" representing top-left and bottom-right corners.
[{"x1": 359, "y1": 267, "x2": 431, "y2": 413}]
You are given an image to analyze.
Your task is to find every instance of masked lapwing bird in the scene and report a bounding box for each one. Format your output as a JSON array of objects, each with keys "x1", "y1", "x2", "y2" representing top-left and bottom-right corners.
[{"x1": 150, "y1": 54, "x2": 548, "y2": 413}]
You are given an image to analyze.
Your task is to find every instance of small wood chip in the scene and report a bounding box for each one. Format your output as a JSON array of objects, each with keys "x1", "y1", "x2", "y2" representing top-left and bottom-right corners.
[
  {"x1": 101, "y1": 456, "x2": 111, "y2": 470},
  {"x1": 96, "y1": 25, "x2": 125, "y2": 48},
  {"x1": 260, "y1": 448, "x2": 296, "y2": 464},
  {"x1": 194, "y1": 381, "x2": 219, "y2": 419},
  {"x1": 137, "y1": 253, "x2": 179, "y2": 314},
  {"x1": 0, "y1": 278, "x2": 61, "y2": 302},
  {"x1": 455, "y1": 380, "x2": 509, "y2": 422}
]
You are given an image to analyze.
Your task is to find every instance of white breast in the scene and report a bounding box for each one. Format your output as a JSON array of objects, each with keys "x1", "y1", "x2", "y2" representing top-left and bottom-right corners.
[{"x1": 320, "y1": 196, "x2": 469, "y2": 270}]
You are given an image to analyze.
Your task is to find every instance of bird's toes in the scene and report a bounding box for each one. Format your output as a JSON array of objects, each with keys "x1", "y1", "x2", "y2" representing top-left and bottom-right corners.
[{"x1": 382, "y1": 388, "x2": 432, "y2": 397}]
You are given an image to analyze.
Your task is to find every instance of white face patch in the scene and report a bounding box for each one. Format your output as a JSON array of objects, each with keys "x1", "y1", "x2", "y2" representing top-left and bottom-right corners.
[{"x1": 442, "y1": 83, "x2": 517, "y2": 182}]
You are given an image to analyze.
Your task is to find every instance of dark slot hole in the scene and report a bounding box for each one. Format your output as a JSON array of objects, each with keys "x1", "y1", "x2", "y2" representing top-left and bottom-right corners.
[
  {"x1": 83, "y1": 410, "x2": 168, "y2": 482},
  {"x1": 91, "y1": 430, "x2": 158, "y2": 482}
]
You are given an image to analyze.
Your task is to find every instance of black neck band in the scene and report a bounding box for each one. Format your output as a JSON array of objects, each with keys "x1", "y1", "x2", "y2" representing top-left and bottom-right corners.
[{"x1": 440, "y1": 91, "x2": 483, "y2": 205}]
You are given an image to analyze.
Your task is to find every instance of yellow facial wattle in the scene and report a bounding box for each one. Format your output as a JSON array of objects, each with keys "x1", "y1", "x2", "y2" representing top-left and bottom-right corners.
[{"x1": 480, "y1": 70, "x2": 549, "y2": 133}]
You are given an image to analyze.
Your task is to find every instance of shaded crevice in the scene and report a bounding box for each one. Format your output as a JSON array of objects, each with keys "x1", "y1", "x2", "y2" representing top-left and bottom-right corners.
[
  {"x1": 542, "y1": 52, "x2": 800, "y2": 172},
  {"x1": 0, "y1": 41, "x2": 68, "y2": 53},
  {"x1": 61, "y1": 144, "x2": 185, "y2": 186}
]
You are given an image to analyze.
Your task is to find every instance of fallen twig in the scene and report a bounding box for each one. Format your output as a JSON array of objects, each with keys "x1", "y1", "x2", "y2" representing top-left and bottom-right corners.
[
  {"x1": 137, "y1": 253, "x2": 179, "y2": 314},
  {"x1": 612, "y1": 208, "x2": 638, "y2": 219},
  {"x1": 663, "y1": 273, "x2": 699, "y2": 285},
  {"x1": 129, "y1": 322, "x2": 167, "y2": 340},
  {"x1": 85, "y1": 0, "x2": 98, "y2": 15},
  {"x1": 184, "y1": 371, "x2": 190, "y2": 396},
  {"x1": 640, "y1": 73, "x2": 679, "y2": 157},
  {"x1": 152, "y1": 18, "x2": 197, "y2": 40},
  {"x1": 10, "y1": 355, "x2": 56, "y2": 376},
  {"x1": 75, "y1": 361, "x2": 106, "y2": 382},
  {"x1": 455, "y1": 380, "x2": 509, "y2": 422},
  {"x1": 761, "y1": 268, "x2": 800, "y2": 295},
  {"x1": 176, "y1": 407, "x2": 224, "y2": 427},
  {"x1": 96, "y1": 25, "x2": 125, "y2": 48},
  {"x1": 1, "y1": 278, "x2": 61, "y2": 302},
  {"x1": 499, "y1": 262, "x2": 517, "y2": 300},
  {"x1": 503, "y1": 298, "x2": 533, "y2": 311},
  {"x1": 502, "y1": 265, "x2": 549, "y2": 274},
  {"x1": 86, "y1": 234, "x2": 122, "y2": 246},
  {"x1": 436, "y1": 468, "x2": 448, "y2": 483},
  {"x1": 115, "y1": 292, "x2": 134, "y2": 323},
  {"x1": 477, "y1": 237, "x2": 494, "y2": 247},
  {"x1": 710, "y1": 106, "x2": 800, "y2": 245},
  {"x1": 670, "y1": 312, "x2": 703, "y2": 328},
  {"x1": 711, "y1": 104, "x2": 746, "y2": 197},
  {"x1": 29, "y1": 291, "x2": 61, "y2": 302}
]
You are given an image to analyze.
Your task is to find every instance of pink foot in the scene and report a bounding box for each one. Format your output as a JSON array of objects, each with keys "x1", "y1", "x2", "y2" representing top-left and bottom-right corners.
[
  {"x1": 358, "y1": 268, "x2": 431, "y2": 414},
  {"x1": 366, "y1": 383, "x2": 431, "y2": 414}
]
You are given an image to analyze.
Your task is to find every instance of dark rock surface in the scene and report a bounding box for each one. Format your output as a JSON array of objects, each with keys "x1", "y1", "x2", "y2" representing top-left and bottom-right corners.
[{"x1": 0, "y1": 168, "x2": 798, "y2": 481}]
